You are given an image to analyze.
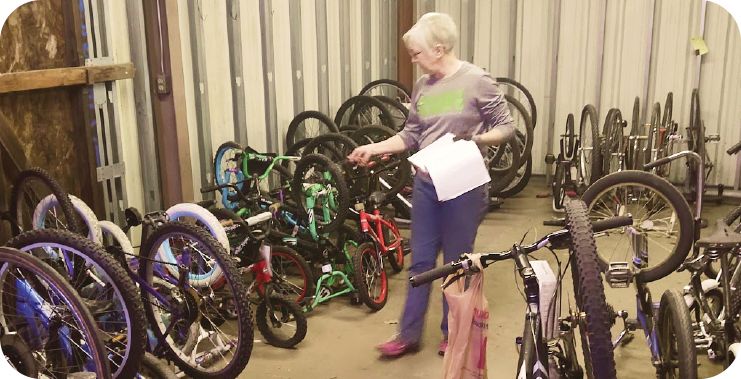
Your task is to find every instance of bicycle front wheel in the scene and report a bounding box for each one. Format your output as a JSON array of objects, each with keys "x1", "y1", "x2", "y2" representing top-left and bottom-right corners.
[
  {"x1": 581, "y1": 170, "x2": 694, "y2": 282},
  {"x1": 657, "y1": 289, "x2": 697, "y2": 379},
  {"x1": 565, "y1": 200, "x2": 617, "y2": 379},
  {"x1": 138, "y1": 221, "x2": 253, "y2": 378}
]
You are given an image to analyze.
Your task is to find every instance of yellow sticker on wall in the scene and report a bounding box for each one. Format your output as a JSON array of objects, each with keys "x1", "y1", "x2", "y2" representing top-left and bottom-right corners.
[{"x1": 691, "y1": 37, "x2": 709, "y2": 56}]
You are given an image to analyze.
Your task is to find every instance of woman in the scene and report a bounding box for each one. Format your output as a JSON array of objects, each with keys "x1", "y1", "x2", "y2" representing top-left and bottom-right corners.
[{"x1": 347, "y1": 12, "x2": 514, "y2": 358}]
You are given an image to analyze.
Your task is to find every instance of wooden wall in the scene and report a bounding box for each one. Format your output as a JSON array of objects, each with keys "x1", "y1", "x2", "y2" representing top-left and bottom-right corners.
[{"x1": 0, "y1": 0, "x2": 96, "y2": 214}]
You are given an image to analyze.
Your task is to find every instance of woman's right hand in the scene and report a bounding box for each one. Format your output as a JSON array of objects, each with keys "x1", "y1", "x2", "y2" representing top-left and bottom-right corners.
[{"x1": 347, "y1": 144, "x2": 378, "y2": 166}]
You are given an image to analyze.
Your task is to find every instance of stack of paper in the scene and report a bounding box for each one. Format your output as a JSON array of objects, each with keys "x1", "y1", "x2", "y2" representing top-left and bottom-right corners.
[{"x1": 408, "y1": 133, "x2": 491, "y2": 201}]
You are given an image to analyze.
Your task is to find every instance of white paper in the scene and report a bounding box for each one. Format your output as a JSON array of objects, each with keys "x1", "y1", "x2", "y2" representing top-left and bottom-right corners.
[{"x1": 407, "y1": 133, "x2": 491, "y2": 201}]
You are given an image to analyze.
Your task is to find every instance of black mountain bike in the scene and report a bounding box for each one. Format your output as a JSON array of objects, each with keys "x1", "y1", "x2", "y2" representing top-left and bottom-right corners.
[{"x1": 411, "y1": 201, "x2": 631, "y2": 379}]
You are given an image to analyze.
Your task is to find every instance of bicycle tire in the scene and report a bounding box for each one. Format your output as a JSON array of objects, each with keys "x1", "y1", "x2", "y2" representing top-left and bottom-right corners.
[
  {"x1": 351, "y1": 125, "x2": 412, "y2": 199},
  {"x1": 334, "y1": 95, "x2": 395, "y2": 130},
  {"x1": 33, "y1": 194, "x2": 103, "y2": 244},
  {"x1": 213, "y1": 141, "x2": 245, "y2": 210},
  {"x1": 268, "y1": 245, "x2": 316, "y2": 305},
  {"x1": 302, "y1": 132, "x2": 359, "y2": 163},
  {"x1": 255, "y1": 294, "x2": 308, "y2": 348},
  {"x1": 6, "y1": 228, "x2": 147, "y2": 379},
  {"x1": 495, "y1": 77, "x2": 538, "y2": 129},
  {"x1": 496, "y1": 94, "x2": 533, "y2": 167},
  {"x1": 371, "y1": 95, "x2": 409, "y2": 131},
  {"x1": 285, "y1": 110, "x2": 339, "y2": 148},
  {"x1": 626, "y1": 97, "x2": 641, "y2": 170},
  {"x1": 601, "y1": 109, "x2": 624, "y2": 176},
  {"x1": 662, "y1": 92, "x2": 673, "y2": 130},
  {"x1": 497, "y1": 156, "x2": 532, "y2": 198},
  {"x1": 138, "y1": 221, "x2": 253, "y2": 378},
  {"x1": 385, "y1": 226, "x2": 405, "y2": 273},
  {"x1": 565, "y1": 200, "x2": 617, "y2": 379},
  {"x1": 488, "y1": 135, "x2": 522, "y2": 195},
  {"x1": 291, "y1": 154, "x2": 351, "y2": 235},
  {"x1": 563, "y1": 113, "x2": 576, "y2": 159},
  {"x1": 657, "y1": 289, "x2": 697, "y2": 379},
  {"x1": 9, "y1": 167, "x2": 83, "y2": 237},
  {"x1": 581, "y1": 170, "x2": 694, "y2": 282},
  {"x1": 579, "y1": 104, "x2": 602, "y2": 187},
  {"x1": 352, "y1": 242, "x2": 388, "y2": 311},
  {"x1": 138, "y1": 352, "x2": 178, "y2": 379},
  {"x1": 0, "y1": 334, "x2": 38, "y2": 377},
  {"x1": 359, "y1": 79, "x2": 411, "y2": 101},
  {"x1": 645, "y1": 102, "x2": 661, "y2": 167},
  {"x1": 0, "y1": 247, "x2": 112, "y2": 378},
  {"x1": 552, "y1": 160, "x2": 566, "y2": 211}
]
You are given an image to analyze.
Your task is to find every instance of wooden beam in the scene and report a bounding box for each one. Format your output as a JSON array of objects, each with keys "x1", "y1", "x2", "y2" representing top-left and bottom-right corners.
[
  {"x1": 0, "y1": 63, "x2": 135, "y2": 94},
  {"x1": 397, "y1": 0, "x2": 414, "y2": 92}
]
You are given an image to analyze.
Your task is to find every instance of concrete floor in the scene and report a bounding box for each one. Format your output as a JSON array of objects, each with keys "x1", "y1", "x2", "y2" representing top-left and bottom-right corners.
[{"x1": 240, "y1": 177, "x2": 735, "y2": 378}]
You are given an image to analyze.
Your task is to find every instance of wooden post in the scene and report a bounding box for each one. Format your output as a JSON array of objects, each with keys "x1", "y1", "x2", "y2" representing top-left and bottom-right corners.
[{"x1": 397, "y1": 0, "x2": 414, "y2": 91}]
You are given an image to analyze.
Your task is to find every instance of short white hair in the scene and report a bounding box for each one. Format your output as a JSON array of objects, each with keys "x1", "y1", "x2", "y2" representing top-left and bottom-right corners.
[{"x1": 402, "y1": 12, "x2": 458, "y2": 53}]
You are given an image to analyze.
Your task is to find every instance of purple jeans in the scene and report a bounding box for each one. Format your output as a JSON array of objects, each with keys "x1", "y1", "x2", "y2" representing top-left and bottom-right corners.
[{"x1": 399, "y1": 177, "x2": 489, "y2": 343}]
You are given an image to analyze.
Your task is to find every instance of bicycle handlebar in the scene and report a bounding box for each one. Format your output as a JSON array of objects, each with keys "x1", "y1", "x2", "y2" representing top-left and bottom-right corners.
[{"x1": 409, "y1": 215, "x2": 633, "y2": 287}]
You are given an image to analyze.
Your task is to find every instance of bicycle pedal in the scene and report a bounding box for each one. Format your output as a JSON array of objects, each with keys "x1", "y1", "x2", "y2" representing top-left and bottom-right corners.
[{"x1": 605, "y1": 262, "x2": 633, "y2": 288}]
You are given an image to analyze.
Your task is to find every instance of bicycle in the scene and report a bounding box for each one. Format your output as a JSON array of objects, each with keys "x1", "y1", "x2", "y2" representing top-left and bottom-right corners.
[
  {"x1": 0, "y1": 246, "x2": 112, "y2": 378},
  {"x1": 411, "y1": 200, "x2": 630, "y2": 379},
  {"x1": 550, "y1": 113, "x2": 580, "y2": 211}
]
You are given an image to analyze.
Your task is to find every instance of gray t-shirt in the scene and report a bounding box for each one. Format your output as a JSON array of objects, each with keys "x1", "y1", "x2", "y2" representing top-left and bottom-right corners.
[{"x1": 397, "y1": 62, "x2": 514, "y2": 155}]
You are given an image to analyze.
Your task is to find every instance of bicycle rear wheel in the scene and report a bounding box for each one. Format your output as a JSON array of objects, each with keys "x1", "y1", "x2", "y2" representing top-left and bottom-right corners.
[
  {"x1": 285, "y1": 111, "x2": 339, "y2": 148},
  {"x1": 578, "y1": 104, "x2": 602, "y2": 187},
  {"x1": 0, "y1": 247, "x2": 112, "y2": 378},
  {"x1": 291, "y1": 154, "x2": 351, "y2": 234},
  {"x1": 564, "y1": 200, "x2": 617, "y2": 379},
  {"x1": 213, "y1": 141, "x2": 245, "y2": 210},
  {"x1": 9, "y1": 167, "x2": 83, "y2": 237},
  {"x1": 580, "y1": 170, "x2": 694, "y2": 282}
]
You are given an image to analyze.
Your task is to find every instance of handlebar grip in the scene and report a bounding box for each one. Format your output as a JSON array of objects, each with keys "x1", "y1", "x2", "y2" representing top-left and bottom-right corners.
[
  {"x1": 410, "y1": 261, "x2": 462, "y2": 287},
  {"x1": 200, "y1": 184, "x2": 222, "y2": 194},
  {"x1": 245, "y1": 211, "x2": 272, "y2": 226},
  {"x1": 643, "y1": 156, "x2": 673, "y2": 170},
  {"x1": 727, "y1": 141, "x2": 741, "y2": 156},
  {"x1": 592, "y1": 216, "x2": 633, "y2": 232}
]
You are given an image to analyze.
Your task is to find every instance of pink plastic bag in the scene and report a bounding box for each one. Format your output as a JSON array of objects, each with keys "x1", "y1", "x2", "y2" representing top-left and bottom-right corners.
[{"x1": 441, "y1": 271, "x2": 489, "y2": 379}]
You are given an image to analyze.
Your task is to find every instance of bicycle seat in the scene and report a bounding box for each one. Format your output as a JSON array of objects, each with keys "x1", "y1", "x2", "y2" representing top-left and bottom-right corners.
[
  {"x1": 696, "y1": 219, "x2": 741, "y2": 250},
  {"x1": 368, "y1": 191, "x2": 387, "y2": 206},
  {"x1": 197, "y1": 199, "x2": 216, "y2": 209}
]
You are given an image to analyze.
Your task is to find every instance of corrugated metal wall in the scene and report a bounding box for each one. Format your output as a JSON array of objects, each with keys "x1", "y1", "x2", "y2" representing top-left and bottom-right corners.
[
  {"x1": 439, "y1": 0, "x2": 741, "y2": 188},
  {"x1": 171, "y1": 0, "x2": 399, "y2": 199},
  {"x1": 109, "y1": 0, "x2": 740, "y2": 211}
]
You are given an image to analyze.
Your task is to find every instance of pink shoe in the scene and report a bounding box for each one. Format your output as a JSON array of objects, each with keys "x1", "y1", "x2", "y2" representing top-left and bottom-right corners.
[
  {"x1": 438, "y1": 339, "x2": 448, "y2": 356},
  {"x1": 376, "y1": 337, "x2": 418, "y2": 358}
]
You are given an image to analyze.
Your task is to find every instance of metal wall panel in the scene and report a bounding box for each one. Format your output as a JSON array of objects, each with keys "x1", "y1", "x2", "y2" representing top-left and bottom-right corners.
[
  {"x1": 271, "y1": 0, "x2": 295, "y2": 153},
  {"x1": 239, "y1": 0, "x2": 268, "y2": 153},
  {"x1": 701, "y1": 2, "x2": 741, "y2": 186},
  {"x1": 326, "y1": 0, "x2": 343, "y2": 118},
  {"x1": 300, "y1": 0, "x2": 320, "y2": 111}
]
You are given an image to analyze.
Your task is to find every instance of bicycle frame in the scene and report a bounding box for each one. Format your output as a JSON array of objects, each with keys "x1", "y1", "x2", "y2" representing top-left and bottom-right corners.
[{"x1": 356, "y1": 206, "x2": 402, "y2": 255}]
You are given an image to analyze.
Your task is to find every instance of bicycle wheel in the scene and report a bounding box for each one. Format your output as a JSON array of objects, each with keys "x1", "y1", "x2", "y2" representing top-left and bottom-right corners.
[
  {"x1": 255, "y1": 294, "x2": 307, "y2": 348},
  {"x1": 562, "y1": 113, "x2": 577, "y2": 159},
  {"x1": 291, "y1": 154, "x2": 351, "y2": 234},
  {"x1": 662, "y1": 92, "x2": 673, "y2": 129},
  {"x1": 564, "y1": 200, "x2": 617, "y2": 379},
  {"x1": 581, "y1": 170, "x2": 694, "y2": 282},
  {"x1": 496, "y1": 77, "x2": 537, "y2": 129},
  {"x1": 33, "y1": 194, "x2": 103, "y2": 244},
  {"x1": 657, "y1": 289, "x2": 697, "y2": 379},
  {"x1": 488, "y1": 136, "x2": 522, "y2": 195},
  {"x1": 359, "y1": 79, "x2": 412, "y2": 105},
  {"x1": 138, "y1": 352, "x2": 178, "y2": 379},
  {"x1": 505, "y1": 94, "x2": 534, "y2": 166},
  {"x1": 138, "y1": 221, "x2": 253, "y2": 378},
  {"x1": 626, "y1": 97, "x2": 641, "y2": 170},
  {"x1": 334, "y1": 95, "x2": 395, "y2": 130},
  {"x1": 351, "y1": 125, "x2": 412, "y2": 199},
  {"x1": 269, "y1": 245, "x2": 315, "y2": 305},
  {"x1": 552, "y1": 160, "x2": 566, "y2": 211},
  {"x1": 285, "y1": 110, "x2": 339, "y2": 148},
  {"x1": 371, "y1": 95, "x2": 408, "y2": 131},
  {"x1": 498, "y1": 130, "x2": 532, "y2": 198},
  {"x1": 601, "y1": 109, "x2": 624, "y2": 175},
  {"x1": 0, "y1": 247, "x2": 112, "y2": 378},
  {"x1": 9, "y1": 167, "x2": 83, "y2": 237},
  {"x1": 352, "y1": 242, "x2": 388, "y2": 311},
  {"x1": 213, "y1": 141, "x2": 245, "y2": 210},
  {"x1": 578, "y1": 104, "x2": 602, "y2": 187},
  {"x1": 645, "y1": 102, "x2": 661, "y2": 167},
  {"x1": 7, "y1": 229, "x2": 147, "y2": 379},
  {"x1": 302, "y1": 132, "x2": 359, "y2": 163},
  {"x1": 384, "y1": 224, "x2": 405, "y2": 273}
]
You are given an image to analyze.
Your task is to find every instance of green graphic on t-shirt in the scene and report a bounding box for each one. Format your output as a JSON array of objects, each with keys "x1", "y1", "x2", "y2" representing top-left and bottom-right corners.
[{"x1": 417, "y1": 90, "x2": 464, "y2": 117}]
